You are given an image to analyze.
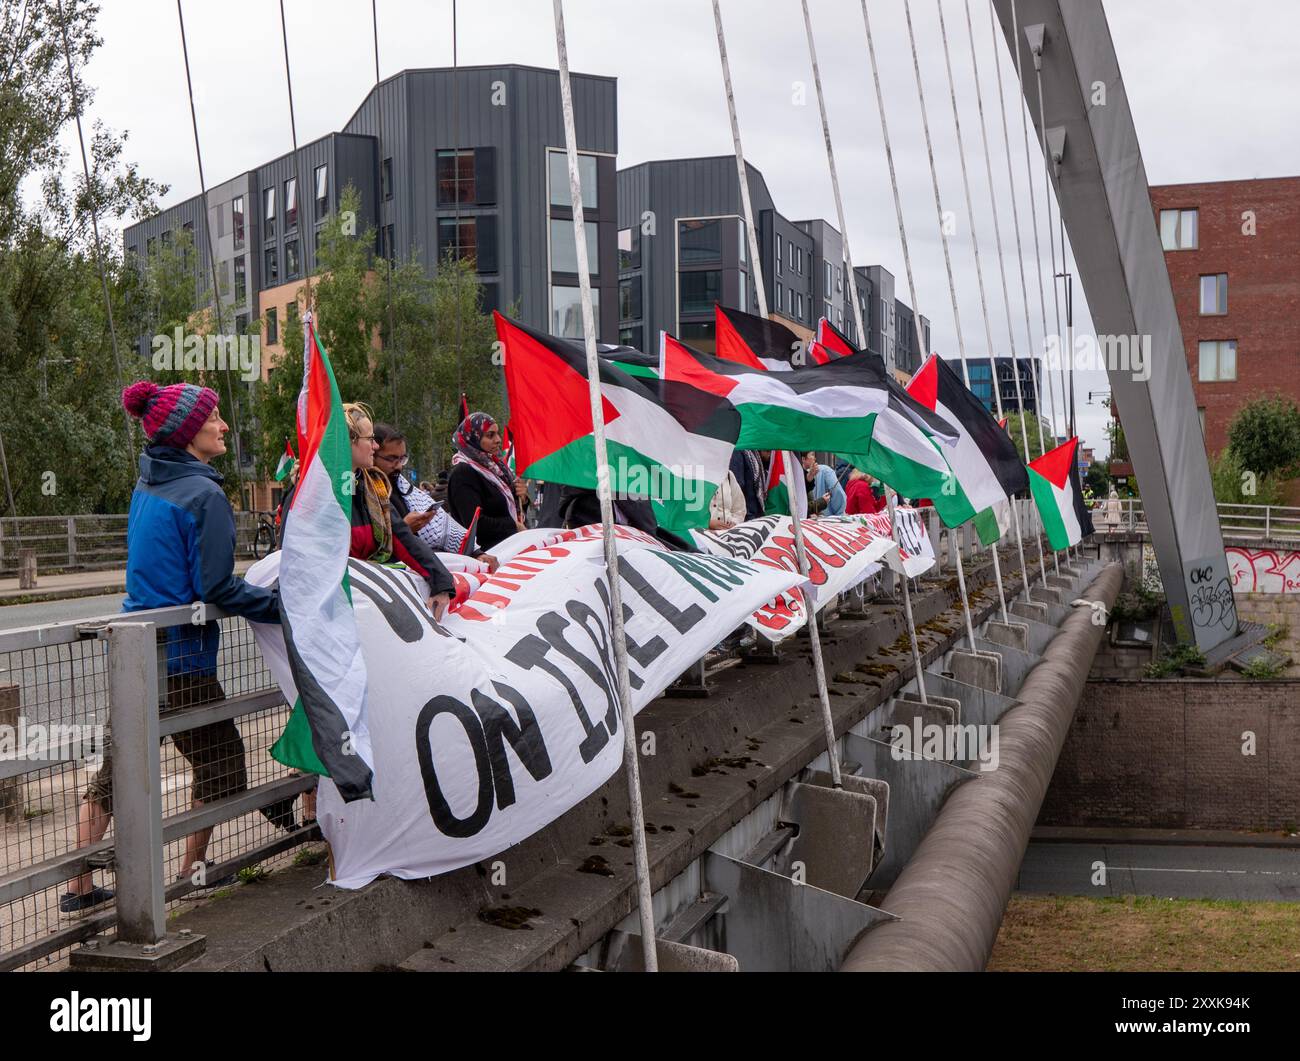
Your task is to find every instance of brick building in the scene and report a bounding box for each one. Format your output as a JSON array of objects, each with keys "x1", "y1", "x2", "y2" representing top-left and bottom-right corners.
[{"x1": 1148, "y1": 176, "x2": 1300, "y2": 462}]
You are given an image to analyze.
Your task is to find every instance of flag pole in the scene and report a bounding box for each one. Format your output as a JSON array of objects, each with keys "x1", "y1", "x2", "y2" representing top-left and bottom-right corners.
[
  {"x1": 715, "y1": 0, "x2": 847, "y2": 778},
  {"x1": 553, "y1": 0, "x2": 657, "y2": 972}
]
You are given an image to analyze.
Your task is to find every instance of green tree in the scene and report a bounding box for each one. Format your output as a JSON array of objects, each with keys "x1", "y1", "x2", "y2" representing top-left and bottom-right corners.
[
  {"x1": 1226, "y1": 394, "x2": 1300, "y2": 482},
  {"x1": 0, "y1": 0, "x2": 167, "y2": 517},
  {"x1": 1209, "y1": 447, "x2": 1287, "y2": 507},
  {"x1": 253, "y1": 185, "x2": 506, "y2": 485},
  {"x1": 1005, "y1": 411, "x2": 1051, "y2": 463}
]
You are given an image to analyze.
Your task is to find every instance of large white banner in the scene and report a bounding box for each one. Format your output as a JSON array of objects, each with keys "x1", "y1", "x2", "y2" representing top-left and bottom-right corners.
[{"x1": 247, "y1": 540, "x2": 803, "y2": 888}]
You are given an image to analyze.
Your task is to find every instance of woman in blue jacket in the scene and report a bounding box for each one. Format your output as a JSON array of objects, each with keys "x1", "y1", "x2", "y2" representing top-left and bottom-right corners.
[{"x1": 62, "y1": 381, "x2": 285, "y2": 914}]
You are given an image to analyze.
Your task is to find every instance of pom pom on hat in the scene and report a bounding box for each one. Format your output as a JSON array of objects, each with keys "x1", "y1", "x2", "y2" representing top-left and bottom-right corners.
[{"x1": 120, "y1": 380, "x2": 219, "y2": 450}]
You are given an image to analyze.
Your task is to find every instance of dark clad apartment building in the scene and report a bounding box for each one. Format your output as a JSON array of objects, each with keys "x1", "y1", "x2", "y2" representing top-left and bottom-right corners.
[
  {"x1": 617, "y1": 155, "x2": 927, "y2": 377},
  {"x1": 124, "y1": 64, "x2": 621, "y2": 361}
]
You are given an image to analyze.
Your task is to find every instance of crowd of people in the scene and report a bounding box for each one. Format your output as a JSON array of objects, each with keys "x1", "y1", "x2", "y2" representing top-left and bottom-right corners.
[{"x1": 60, "y1": 378, "x2": 896, "y2": 915}]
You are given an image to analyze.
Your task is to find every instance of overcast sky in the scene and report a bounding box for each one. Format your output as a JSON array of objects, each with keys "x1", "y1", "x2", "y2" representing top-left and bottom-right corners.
[{"x1": 73, "y1": 0, "x2": 1300, "y2": 459}]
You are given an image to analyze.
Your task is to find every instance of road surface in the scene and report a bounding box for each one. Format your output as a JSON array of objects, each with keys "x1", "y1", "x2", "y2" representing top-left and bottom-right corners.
[{"x1": 1017, "y1": 841, "x2": 1300, "y2": 901}]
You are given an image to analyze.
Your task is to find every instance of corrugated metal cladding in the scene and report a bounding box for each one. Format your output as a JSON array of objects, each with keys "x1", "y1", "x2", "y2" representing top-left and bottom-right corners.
[
  {"x1": 345, "y1": 65, "x2": 619, "y2": 340},
  {"x1": 616, "y1": 156, "x2": 772, "y2": 349},
  {"x1": 125, "y1": 64, "x2": 617, "y2": 342}
]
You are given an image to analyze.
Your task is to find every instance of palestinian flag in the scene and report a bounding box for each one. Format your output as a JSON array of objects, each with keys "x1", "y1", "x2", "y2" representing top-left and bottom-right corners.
[
  {"x1": 817, "y1": 316, "x2": 886, "y2": 373},
  {"x1": 274, "y1": 438, "x2": 297, "y2": 482},
  {"x1": 905, "y1": 354, "x2": 1028, "y2": 544},
  {"x1": 502, "y1": 423, "x2": 516, "y2": 475},
  {"x1": 1028, "y1": 437, "x2": 1095, "y2": 549},
  {"x1": 497, "y1": 313, "x2": 739, "y2": 531},
  {"x1": 660, "y1": 333, "x2": 953, "y2": 452},
  {"x1": 661, "y1": 334, "x2": 963, "y2": 515},
  {"x1": 270, "y1": 313, "x2": 374, "y2": 803},
  {"x1": 590, "y1": 341, "x2": 660, "y2": 379},
  {"x1": 716, "y1": 304, "x2": 821, "y2": 371},
  {"x1": 764, "y1": 450, "x2": 807, "y2": 519}
]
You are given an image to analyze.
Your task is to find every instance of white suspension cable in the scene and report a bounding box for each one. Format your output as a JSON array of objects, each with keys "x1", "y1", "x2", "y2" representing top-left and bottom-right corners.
[
  {"x1": 899, "y1": 0, "x2": 980, "y2": 654},
  {"x1": 553, "y1": 0, "x2": 657, "y2": 972},
  {"x1": 1010, "y1": 0, "x2": 1060, "y2": 576},
  {"x1": 854, "y1": 0, "x2": 936, "y2": 704},
  {"x1": 989, "y1": 0, "x2": 1048, "y2": 592},
  {"x1": 935, "y1": 0, "x2": 1010, "y2": 626},
  {"x1": 962, "y1": 0, "x2": 1033, "y2": 604}
]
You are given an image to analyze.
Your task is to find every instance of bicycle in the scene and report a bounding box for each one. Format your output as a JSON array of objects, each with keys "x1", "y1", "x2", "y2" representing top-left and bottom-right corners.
[{"x1": 251, "y1": 510, "x2": 278, "y2": 559}]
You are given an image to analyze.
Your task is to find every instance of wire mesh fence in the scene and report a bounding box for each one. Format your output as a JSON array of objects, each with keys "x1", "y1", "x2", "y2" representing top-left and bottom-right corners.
[{"x1": 0, "y1": 605, "x2": 318, "y2": 972}]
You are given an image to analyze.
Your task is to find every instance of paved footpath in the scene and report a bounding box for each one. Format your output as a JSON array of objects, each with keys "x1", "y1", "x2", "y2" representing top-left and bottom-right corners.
[{"x1": 0, "y1": 561, "x2": 254, "y2": 607}]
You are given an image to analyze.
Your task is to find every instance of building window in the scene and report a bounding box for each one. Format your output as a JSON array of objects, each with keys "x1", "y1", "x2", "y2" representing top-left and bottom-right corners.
[
  {"x1": 679, "y1": 270, "x2": 720, "y2": 316},
  {"x1": 796, "y1": 292, "x2": 804, "y2": 321},
  {"x1": 551, "y1": 285, "x2": 599, "y2": 338},
  {"x1": 1159, "y1": 208, "x2": 1197, "y2": 250},
  {"x1": 739, "y1": 277, "x2": 748, "y2": 313},
  {"x1": 836, "y1": 265, "x2": 842, "y2": 292},
  {"x1": 549, "y1": 219, "x2": 600, "y2": 274},
  {"x1": 824, "y1": 260, "x2": 832, "y2": 297},
  {"x1": 381, "y1": 157, "x2": 393, "y2": 201},
  {"x1": 284, "y1": 177, "x2": 298, "y2": 230},
  {"x1": 285, "y1": 240, "x2": 300, "y2": 279},
  {"x1": 438, "y1": 217, "x2": 477, "y2": 262},
  {"x1": 264, "y1": 186, "x2": 276, "y2": 238},
  {"x1": 619, "y1": 276, "x2": 642, "y2": 322},
  {"x1": 314, "y1": 164, "x2": 328, "y2": 219},
  {"x1": 789, "y1": 242, "x2": 796, "y2": 272},
  {"x1": 1198, "y1": 340, "x2": 1237, "y2": 381},
  {"x1": 266, "y1": 307, "x2": 279, "y2": 345},
  {"x1": 681, "y1": 321, "x2": 716, "y2": 352},
  {"x1": 232, "y1": 196, "x2": 244, "y2": 249},
  {"x1": 1199, "y1": 273, "x2": 1227, "y2": 315},
  {"x1": 264, "y1": 246, "x2": 278, "y2": 285},
  {"x1": 548, "y1": 149, "x2": 598, "y2": 210},
  {"x1": 678, "y1": 219, "x2": 722, "y2": 263},
  {"x1": 738, "y1": 219, "x2": 747, "y2": 263},
  {"x1": 436, "y1": 149, "x2": 476, "y2": 206},
  {"x1": 776, "y1": 282, "x2": 784, "y2": 313},
  {"x1": 619, "y1": 325, "x2": 644, "y2": 350},
  {"x1": 383, "y1": 224, "x2": 395, "y2": 263},
  {"x1": 234, "y1": 256, "x2": 246, "y2": 303},
  {"x1": 775, "y1": 234, "x2": 783, "y2": 277},
  {"x1": 618, "y1": 227, "x2": 641, "y2": 271}
]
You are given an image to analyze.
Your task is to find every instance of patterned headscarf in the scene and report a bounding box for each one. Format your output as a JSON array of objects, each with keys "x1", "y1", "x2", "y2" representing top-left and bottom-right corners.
[{"x1": 451, "y1": 412, "x2": 518, "y2": 521}]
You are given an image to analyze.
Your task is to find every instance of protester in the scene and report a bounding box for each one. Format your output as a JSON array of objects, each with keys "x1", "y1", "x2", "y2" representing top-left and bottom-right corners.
[
  {"x1": 556, "y1": 485, "x2": 696, "y2": 552},
  {"x1": 283, "y1": 403, "x2": 454, "y2": 616},
  {"x1": 708, "y1": 469, "x2": 746, "y2": 530},
  {"x1": 729, "y1": 449, "x2": 767, "y2": 520},
  {"x1": 62, "y1": 381, "x2": 286, "y2": 915},
  {"x1": 844, "y1": 467, "x2": 887, "y2": 515},
  {"x1": 446, "y1": 412, "x2": 526, "y2": 550},
  {"x1": 803, "y1": 451, "x2": 846, "y2": 515},
  {"x1": 374, "y1": 423, "x2": 496, "y2": 568}
]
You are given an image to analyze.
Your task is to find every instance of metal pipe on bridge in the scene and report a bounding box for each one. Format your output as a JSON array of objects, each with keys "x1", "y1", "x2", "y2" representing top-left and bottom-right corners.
[{"x1": 840, "y1": 562, "x2": 1122, "y2": 972}]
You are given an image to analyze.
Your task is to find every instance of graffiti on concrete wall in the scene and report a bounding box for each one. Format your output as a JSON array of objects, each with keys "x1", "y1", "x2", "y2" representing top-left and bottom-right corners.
[{"x1": 1227, "y1": 548, "x2": 1300, "y2": 594}]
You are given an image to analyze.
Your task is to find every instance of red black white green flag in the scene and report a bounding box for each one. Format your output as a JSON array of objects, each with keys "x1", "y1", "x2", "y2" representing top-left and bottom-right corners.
[
  {"x1": 270, "y1": 313, "x2": 374, "y2": 802},
  {"x1": 1028, "y1": 437, "x2": 1095, "y2": 549},
  {"x1": 496, "y1": 313, "x2": 739, "y2": 531},
  {"x1": 905, "y1": 354, "x2": 1028, "y2": 543}
]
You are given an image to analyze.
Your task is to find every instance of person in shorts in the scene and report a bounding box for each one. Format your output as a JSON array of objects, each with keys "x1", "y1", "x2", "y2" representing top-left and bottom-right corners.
[{"x1": 62, "y1": 381, "x2": 283, "y2": 914}]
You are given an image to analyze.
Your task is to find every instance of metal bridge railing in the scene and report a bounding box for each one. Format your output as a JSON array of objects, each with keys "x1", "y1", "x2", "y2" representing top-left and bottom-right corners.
[
  {"x1": 1100, "y1": 499, "x2": 1300, "y2": 543},
  {"x1": 0, "y1": 513, "x2": 270, "y2": 578},
  {"x1": 0, "y1": 603, "x2": 317, "y2": 972}
]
